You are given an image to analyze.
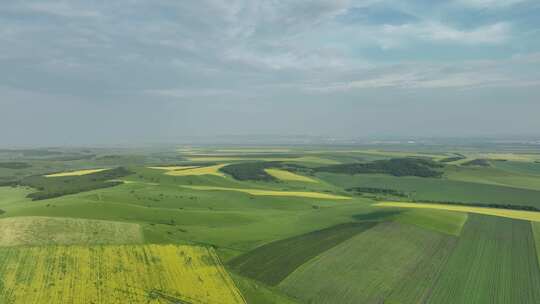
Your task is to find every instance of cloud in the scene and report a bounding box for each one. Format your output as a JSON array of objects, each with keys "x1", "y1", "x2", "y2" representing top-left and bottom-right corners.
[
  {"x1": 222, "y1": 47, "x2": 348, "y2": 71},
  {"x1": 306, "y1": 71, "x2": 511, "y2": 92},
  {"x1": 0, "y1": 0, "x2": 536, "y2": 100},
  {"x1": 374, "y1": 22, "x2": 511, "y2": 48},
  {"x1": 145, "y1": 88, "x2": 243, "y2": 99},
  {"x1": 1, "y1": 1, "x2": 101, "y2": 18},
  {"x1": 455, "y1": 0, "x2": 530, "y2": 8},
  {"x1": 304, "y1": 56, "x2": 540, "y2": 92}
]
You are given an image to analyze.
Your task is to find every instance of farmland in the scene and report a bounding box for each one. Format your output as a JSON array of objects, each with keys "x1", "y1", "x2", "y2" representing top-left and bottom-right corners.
[
  {"x1": 229, "y1": 222, "x2": 376, "y2": 285},
  {"x1": 1, "y1": 144, "x2": 540, "y2": 303},
  {"x1": 0, "y1": 244, "x2": 245, "y2": 304},
  {"x1": 376, "y1": 201, "x2": 540, "y2": 222},
  {"x1": 181, "y1": 185, "x2": 351, "y2": 200},
  {"x1": 0, "y1": 216, "x2": 143, "y2": 246},
  {"x1": 4, "y1": 1, "x2": 540, "y2": 302},
  {"x1": 427, "y1": 215, "x2": 540, "y2": 303},
  {"x1": 279, "y1": 222, "x2": 457, "y2": 304},
  {"x1": 264, "y1": 169, "x2": 318, "y2": 183},
  {"x1": 45, "y1": 168, "x2": 111, "y2": 177}
]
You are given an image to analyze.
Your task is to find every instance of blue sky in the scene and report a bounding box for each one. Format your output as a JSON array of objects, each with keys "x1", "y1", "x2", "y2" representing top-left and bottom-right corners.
[{"x1": 1, "y1": 0, "x2": 539, "y2": 145}]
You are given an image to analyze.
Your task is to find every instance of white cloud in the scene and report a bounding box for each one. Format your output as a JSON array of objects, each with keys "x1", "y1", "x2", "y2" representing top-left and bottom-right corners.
[
  {"x1": 305, "y1": 57, "x2": 540, "y2": 92},
  {"x1": 223, "y1": 47, "x2": 348, "y2": 71},
  {"x1": 377, "y1": 22, "x2": 510, "y2": 46},
  {"x1": 455, "y1": 0, "x2": 530, "y2": 8}
]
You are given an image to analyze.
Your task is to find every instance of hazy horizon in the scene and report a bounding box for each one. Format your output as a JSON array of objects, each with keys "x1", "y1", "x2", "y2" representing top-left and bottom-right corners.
[{"x1": 2, "y1": 1, "x2": 540, "y2": 146}]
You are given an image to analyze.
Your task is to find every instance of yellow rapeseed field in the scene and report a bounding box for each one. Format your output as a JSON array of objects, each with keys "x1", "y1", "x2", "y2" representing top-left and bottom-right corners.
[
  {"x1": 0, "y1": 244, "x2": 246, "y2": 304},
  {"x1": 45, "y1": 168, "x2": 110, "y2": 177},
  {"x1": 264, "y1": 168, "x2": 318, "y2": 183},
  {"x1": 147, "y1": 166, "x2": 199, "y2": 171},
  {"x1": 182, "y1": 185, "x2": 350, "y2": 200},
  {"x1": 376, "y1": 201, "x2": 540, "y2": 222},
  {"x1": 164, "y1": 164, "x2": 227, "y2": 177}
]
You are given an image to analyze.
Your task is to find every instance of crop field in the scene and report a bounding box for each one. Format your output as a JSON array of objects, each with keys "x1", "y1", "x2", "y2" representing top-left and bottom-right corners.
[
  {"x1": 532, "y1": 222, "x2": 540, "y2": 269},
  {"x1": 163, "y1": 164, "x2": 227, "y2": 177},
  {"x1": 264, "y1": 169, "x2": 318, "y2": 183},
  {"x1": 0, "y1": 244, "x2": 246, "y2": 304},
  {"x1": 181, "y1": 185, "x2": 351, "y2": 200},
  {"x1": 230, "y1": 222, "x2": 376, "y2": 285},
  {"x1": 376, "y1": 201, "x2": 540, "y2": 222},
  {"x1": 147, "y1": 165, "x2": 199, "y2": 171},
  {"x1": 45, "y1": 168, "x2": 110, "y2": 177},
  {"x1": 394, "y1": 208, "x2": 468, "y2": 236},
  {"x1": 427, "y1": 215, "x2": 540, "y2": 303},
  {"x1": 185, "y1": 156, "x2": 340, "y2": 165},
  {"x1": 491, "y1": 160, "x2": 540, "y2": 175},
  {"x1": 0, "y1": 216, "x2": 143, "y2": 246},
  {"x1": 320, "y1": 173, "x2": 540, "y2": 208},
  {"x1": 3, "y1": 145, "x2": 540, "y2": 303},
  {"x1": 230, "y1": 273, "x2": 299, "y2": 304},
  {"x1": 445, "y1": 166, "x2": 540, "y2": 190},
  {"x1": 279, "y1": 222, "x2": 457, "y2": 304}
]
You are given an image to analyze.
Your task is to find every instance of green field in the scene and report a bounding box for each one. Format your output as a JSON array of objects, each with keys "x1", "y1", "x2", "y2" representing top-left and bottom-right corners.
[
  {"x1": 394, "y1": 208, "x2": 468, "y2": 236},
  {"x1": 279, "y1": 222, "x2": 457, "y2": 304},
  {"x1": 534, "y1": 222, "x2": 540, "y2": 266},
  {"x1": 319, "y1": 172, "x2": 540, "y2": 208},
  {"x1": 2, "y1": 145, "x2": 540, "y2": 303},
  {"x1": 428, "y1": 215, "x2": 540, "y2": 303},
  {"x1": 229, "y1": 222, "x2": 376, "y2": 285}
]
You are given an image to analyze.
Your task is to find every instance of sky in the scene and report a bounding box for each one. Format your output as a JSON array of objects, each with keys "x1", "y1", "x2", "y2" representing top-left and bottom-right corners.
[{"x1": 1, "y1": 0, "x2": 540, "y2": 146}]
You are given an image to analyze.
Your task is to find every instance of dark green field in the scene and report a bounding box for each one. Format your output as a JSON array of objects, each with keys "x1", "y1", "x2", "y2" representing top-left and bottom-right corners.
[
  {"x1": 1, "y1": 145, "x2": 540, "y2": 303},
  {"x1": 229, "y1": 222, "x2": 376, "y2": 285}
]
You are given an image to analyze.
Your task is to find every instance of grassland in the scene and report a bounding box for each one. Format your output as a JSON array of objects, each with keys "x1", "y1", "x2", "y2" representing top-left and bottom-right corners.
[
  {"x1": 181, "y1": 185, "x2": 351, "y2": 200},
  {"x1": 0, "y1": 244, "x2": 246, "y2": 304},
  {"x1": 264, "y1": 169, "x2": 317, "y2": 183},
  {"x1": 376, "y1": 201, "x2": 540, "y2": 222},
  {"x1": 0, "y1": 216, "x2": 143, "y2": 246},
  {"x1": 0, "y1": 186, "x2": 33, "y2": 208},
  {"x1": 229, "y1": 222, "x2": 376, "y2": 286},
  {"x1": 279, "y1": 222, "x2": 456, "y2": 304},
  {"x1": 45, "y1": 168, "x2": 110, "y2": 177},
  {"x1": 1, "y1": 182, "x2": 371, "y2": 254},
  {"x1": 427, "y1": 215, "x2": 540, "y2": 303}
]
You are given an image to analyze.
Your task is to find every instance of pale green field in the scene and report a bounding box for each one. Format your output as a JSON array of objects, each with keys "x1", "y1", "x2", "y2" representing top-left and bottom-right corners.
[
  {"x1": 264, "y1": 169, "x2": 318, "y2": 183},
  {"x1": 376, "y1": 202, "x2": 540, "y2": 222},
  {"x1": 186, "y1": 156, "x2": 339, "y2": 165},
  {"x1": 181, "y1": 185, "x2": 351, "y2": 200},
  {"x1": 395, "y1": 209, "x2": 468, "y2": 236},
  {"x1": 164, "y1": 164, "x2": 227, "y2": 177},
  {"x1": 45, "y1": 168, "x2": 110, "y2": 177},
  {"x1": 0, "y1": 216, "x2": 143, "y2": 246}
]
